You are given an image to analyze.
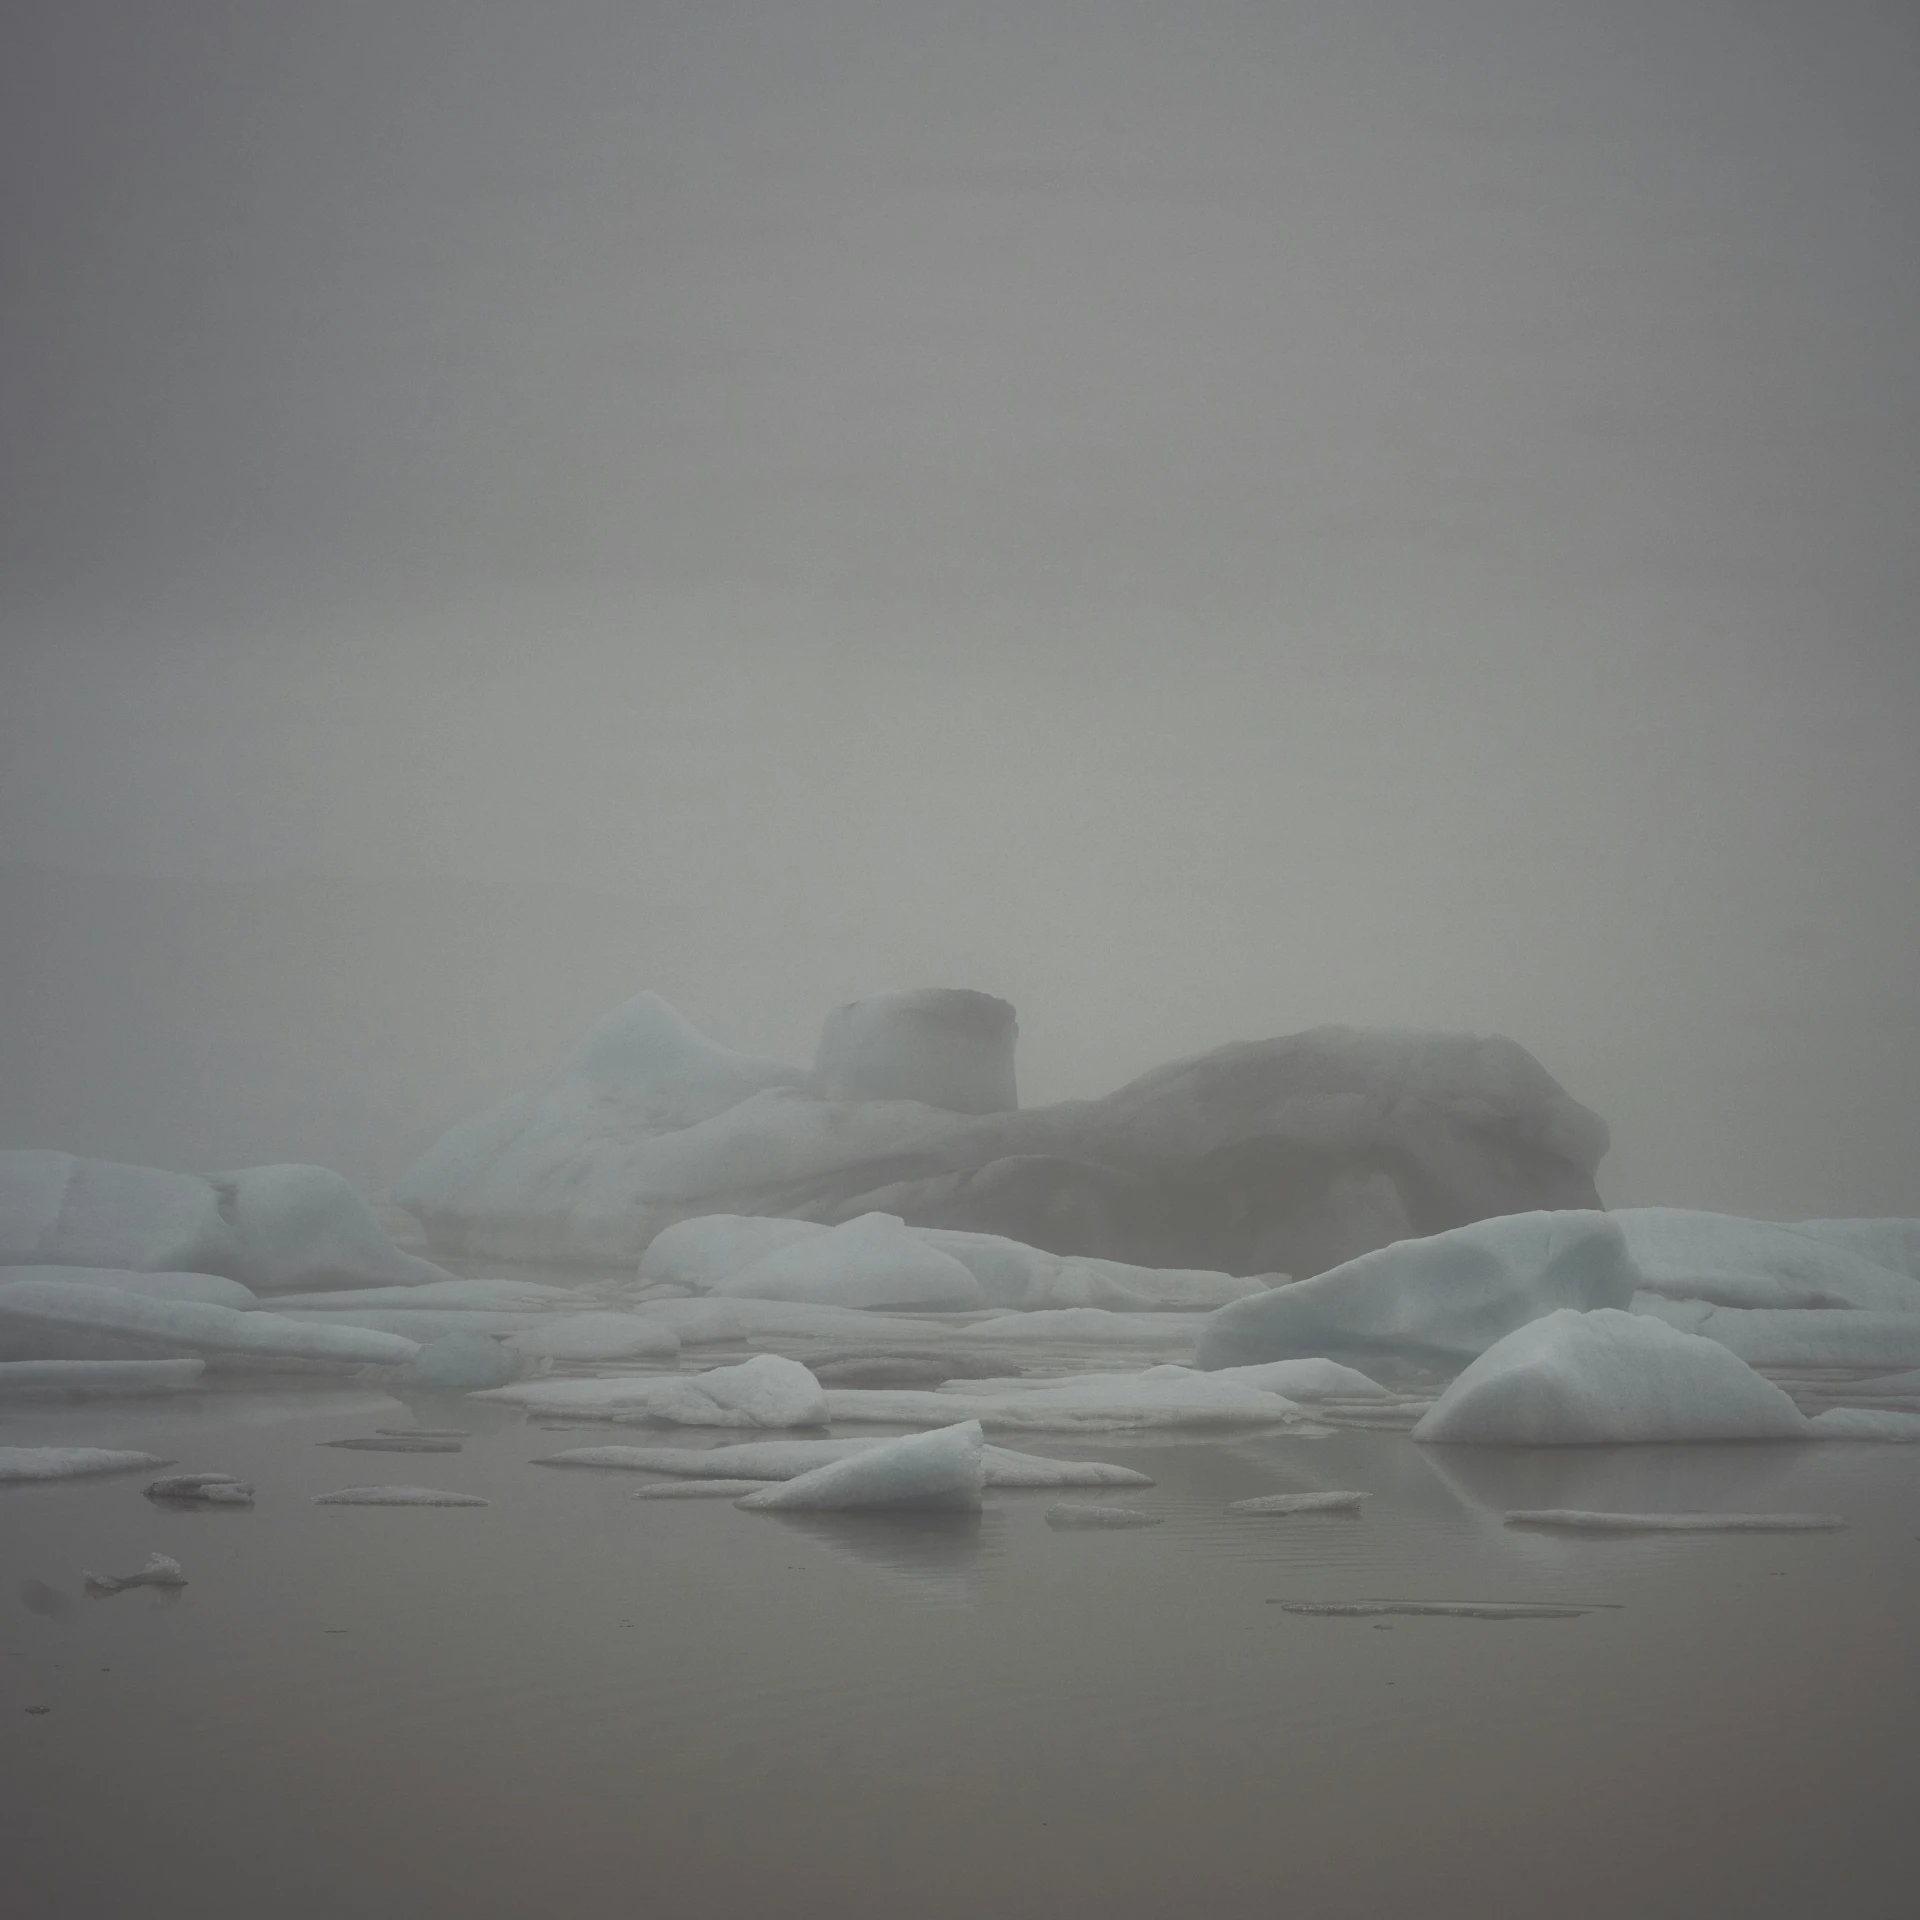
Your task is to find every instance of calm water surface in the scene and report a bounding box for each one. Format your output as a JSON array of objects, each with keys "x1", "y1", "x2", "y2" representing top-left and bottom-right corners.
[{"x1": 4, "y1": 1363, "x2": 1917, "y2": 1920}]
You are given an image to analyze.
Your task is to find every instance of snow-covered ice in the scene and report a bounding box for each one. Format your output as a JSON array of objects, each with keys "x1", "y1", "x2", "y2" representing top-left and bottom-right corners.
[
  {"x1": 1412, "y1": 1309, "x2": 1809, "y2": 1445},
  {"x1": 715, "y1": 1213, "x2": 984, "y2": 1310},
  {"x1": 0, "y1": 1447, "x2": 170, "y2": 1482},
  {"x1": 0, "y1": 1358, "x2": 205, "y2": 1398},
  {"x1": 1197, "y1": 1211, "x2": 1637, "y2": 1369},
  {"x1": 313, "y1": 1486, "x2": 490, "y2": 1506},
  {"x1": 1504, "y1": 1509, "x2": 1844, "y2": 1531},
  {"x1": 0, "y1": 1278, "x2": 421, "y2": 1367},
  {"x1": 736, "y1": 1421, "x2": 986, "y2": 1511}
]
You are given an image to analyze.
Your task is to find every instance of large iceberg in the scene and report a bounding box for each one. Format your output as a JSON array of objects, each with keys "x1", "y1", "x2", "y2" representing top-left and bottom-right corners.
[
  {"x1": 713, "y1": 1213, "x2": 984, "y2": 1310},
  {"x1": 395, "y1": 992, "x2": 1606, "y2": 1272},
  {"x1": 0, "y1": 1151, "x2": 452, "y2": 1293},
  {"x1": 1411, "y1": 1309, "x2": 1810, "y2": 1445},
  {"x1": 1196, "y1": 1211, "x2": 1637, "y2": 1369},
  {"x1": 1616, "y1": 1209, "x2": 1920, "y2": 1312},
  {"x1": 737, "y1": 1421, "x2": 987, "y2": 1512}
]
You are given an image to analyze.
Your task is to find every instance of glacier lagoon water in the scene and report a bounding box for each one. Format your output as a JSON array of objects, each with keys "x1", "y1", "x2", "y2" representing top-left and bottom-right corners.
[{"x1": 3, "y1": 1364, "x2": 1917, "y2": 1919}]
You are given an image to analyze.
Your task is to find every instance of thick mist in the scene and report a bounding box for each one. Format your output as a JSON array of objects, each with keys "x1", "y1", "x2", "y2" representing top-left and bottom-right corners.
[{"x1": 3, "y1": 0, "x2": 1917, "y2": 1216}]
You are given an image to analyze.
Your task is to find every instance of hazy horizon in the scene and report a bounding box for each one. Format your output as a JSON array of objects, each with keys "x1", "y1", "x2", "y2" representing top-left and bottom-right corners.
[{"x1": 4, "y1": 1, "x2": 1917, "y2": 1218}]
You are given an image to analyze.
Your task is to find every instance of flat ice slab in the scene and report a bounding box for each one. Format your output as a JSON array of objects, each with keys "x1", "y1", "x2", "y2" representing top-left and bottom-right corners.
[
  {"x1": 632, "y1": 1479, "x2": 775, "y2": 1498},
  {"x1": 0, "y1": 1447, "x2": 170, "y2": 1482},
  {"x1": 1615, "y1": 1209, "x2": 1920, "y2": 1313},
  {"x1": 479, "y1": 1354, "x2": 828, "y2": 1428},
  {"x1": 1504, "y1": 1509, "x2": 1845, "y2": 1531},
  {"x1": 1227, "y1": 1492, "x2": 1370, "y2": 1515},
  {"x1": 1805, "y1": 1408, "x2": 1920, "y2": 1441},
  {"x1": 536, "y1": 1437, "x2": 1153, "y2": 1488},
  {"x1": 1197, "y1": 1211, "x2": 1637, "y2": 1369},
  {"x1": 1413, "y1": 1309, "x2": 1809, "y2": 1445},
  {"x1": 1633, "y1": 1299, "x2": 1920, "y2": 1370},
  {"x1": 825, "y1": 1366, "x2": 1306, "y2": 1432},
  {"x1": 737, "y1": 1421, "x2": 986, "y2": 1512},
  {"x1": 2, "y1": 1266, "x2": 258, "y2": 1309},
  {"x1": 1278, "y1": 1600, "x2": 1591, "y2": 1620},
  {"x1": 0, "y1": 1358, "x2": 205, "y2": 1398},
  {"x1": 0, "y1": 1279, "x2": 420, "y2": 1367},
  {"x1": 967, "y1": 1308, "x2": 1211, "y2": 1344},
  {"x1": 1044, "y1": 1503, "x2": 1161, "y2": 1529},
  {"x1": 313, "y1": 1486, "x2": 490, "y2": 1506}
]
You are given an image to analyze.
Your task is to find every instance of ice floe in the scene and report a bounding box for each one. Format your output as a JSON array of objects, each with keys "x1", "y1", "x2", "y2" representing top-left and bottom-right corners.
[
  {"x1": 736, "y1": 1421, "x2": 986, "y2": 1512},
  {"x1": 313, "y1": 1486, "x2": 490, "y2": 1506},
  {"x1": 480, "y1": 1353, "x2": 828, "y2": 1428},
  {"x1": 1227, "y1": 1491, "x2": 1370, "y2": 1515},
  {"x1": 85, "y1": 1552, "x2": 187, "y2": 1595},
  {"x1": 715, "y1": 1213, "x2": 984, "y2": 1310},
  {"x1": 1196, "y1": 1211, "x2": 1637, "y2": 1369},
  {"x1": 826, "y1": 1366, "x2": 1306, "y2": 1431},
  {"x1": 0, "y1": 1447, "x2": 170, "y2": 1483},
  {"x1": 535, "y1": 1437, "x2": 1153, "y2": 1488},
  {"x1": 966, "y1": 1308, "x2": 1210, "y2": 1345},
  {"x1": 145, "y1": 1473, "x2": 253, "y2": 1504},
  {"x1": 632, "y1": 1478, "x2": 775, "y2": 1498},
  {"x1": 1504, "y1": 1509, "x2": 1844, "y2": 1531},
  {"x1": 1044, "y1": 1503, "x2": 1161, "y2": 1529},
  {"x1": 1615, "y1": 1209, "x2": 1920, "y2": 1312},
  {"x1": 1412, "y1": 1309, "x2": 1809, "y2": 1445},
  {"x1": 0, "y1": 1279, "x2": 420, "y2": 1367},
  {"x1": 1805, "y1": 1408, "x2": 1920, "y2": 1441}
]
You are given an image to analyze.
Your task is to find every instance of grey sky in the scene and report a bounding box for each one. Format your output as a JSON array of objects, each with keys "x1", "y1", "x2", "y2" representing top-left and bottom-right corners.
[{"x1": 2, "y1": 1, "x2": 1917, "y2": 1213}]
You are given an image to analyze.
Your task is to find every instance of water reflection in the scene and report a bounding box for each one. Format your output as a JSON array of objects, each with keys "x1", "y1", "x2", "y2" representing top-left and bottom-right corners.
[{"x1": 759, "y1": 1509, "x2": 994, "y2": 1608}]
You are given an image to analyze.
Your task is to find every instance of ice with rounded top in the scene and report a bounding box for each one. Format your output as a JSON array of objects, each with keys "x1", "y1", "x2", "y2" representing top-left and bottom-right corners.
[
  {"x1": 737, "y1": 1421, "x2": 986, "y2": 1511},
  {"x1": 637, "y1": 1214, "x2": 828, "y2": 1293},
  {"x1": 715, "y1": 1213, "x2": 984, "y2": 1311},
  {"x1": 1413, "y1": 1308, "x2": 1809, "y2": 1446}
]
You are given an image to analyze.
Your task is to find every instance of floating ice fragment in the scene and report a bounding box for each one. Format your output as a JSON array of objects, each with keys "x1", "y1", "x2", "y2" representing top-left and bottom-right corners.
[
  {"x1": 1277, "y1": 1600, "x2": 1590, "y2": 1619},
  {"x1": 1805, "y1": 1408, "x2": 1920, "y2": 1441},
  {"x1": 538, "y1": 1437, "x2": 1150, "y2": 1488},
  {"x1": 145, "y1": 1474, "x2": 253, "y2": 1505},
  {"x1": 631, "y1": 1479, "x2": 775, "y2": 1498},
  {"x1": 0, "y1": 1447, "x2": 170, "y2": 1483},
  {"x1": 84, "y1": 1552, "x2": 186, "y2": 1595},
  {"x1": 1504, "y1": 1509, "x2": 1844, "y2": 1531},
  {"x1": 0, "y1": 1358, "x2": 205, "y2": 1398},
  {"x1": 1044, "y1": 1503, "x2": 1162, "y2": 1529},
  {"x1": 737, "y1": 1422, "x2": 985, "y2": 1512},
  {"x1": 1227, "y1": 1492, "x2": 1370, "y2": 1516},
  {"x1": 323, "y1": 1436, "x2": 464, "y2": 1453},
  {"x1": 313, "y1": 1486, "x2": 489, "y2": 1507}
]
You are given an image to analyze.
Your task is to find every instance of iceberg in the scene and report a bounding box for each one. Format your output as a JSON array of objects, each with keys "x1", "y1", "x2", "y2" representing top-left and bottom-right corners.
[
  {"x1": 1615, "y1": 1209, "x2": 1920, "y2": 1312},
  {"x1": 0, "y1": 1446, "x2": 170, "y2": 1482},
  {"x1": 0, "y1": 1279, "x2": 420, "y2": 1367},
  {"x1": 715, "y1": 1213, "x2": 984, "y2": 1310},
  {"x1": 480, "y1": 1353, "x2": 828, "y2": 1428},
  {"x1": 637, "y1": 1214, "x2": 828, "y2": 1292},
  {"x1": 84, "y1": 1552, "x2": 187, "y2": 1595},
  {"x1": 736, "y1": 1421, "x2": 986, "y2": 1511},
  {"x1": 0, "y1": 1151, "x2": 452, "y2": 1293},
  {"x1": 1630, "y1": 1299, "x2": 1920, "y2": 1370},
  {"x1": 810, "y1": 990, "x2": 1017, "y2": 1113},
  {"x1": 1196, "y1": 1211, "x2": 1638, "y2": 1369},
  {"x1": 0, "y1": 1358, "x2": 205, "y2": 1398},
  {"x1": 313, "y1": 1486, "x2": 490, "y2": 1506},
  {"x1": 1412, "y1": 1309, "x2": 1810, "y2": 1445},
  {"x1": 1805, "y1": 1408, "x2": 1920, "y2": 1441},
  {"x1": 1786, "y1": 1217, "x2": 1920, "y2": 1280}
]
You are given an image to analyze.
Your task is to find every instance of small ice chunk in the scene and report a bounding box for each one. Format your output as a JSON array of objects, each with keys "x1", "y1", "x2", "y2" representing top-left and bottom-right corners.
[
  {"x1": 323, "y1": 1435, "x2": 464, "y2": 1453},
  {"x1": 1044, "y1": 1503, "x2": 1162, "y2": 1529},
  {"x1": 632, "y1": 1478, "x2": 775, "y2": 1498},
  {"x1": 737, "y1": 1421, "x2": 986, "y2": 1512},
  {"x1": 1277, "y1": 1600, "x2": 1589, "y2": 1619},
  {"x1": 313, "y1": 1485, "x2": 490, "y2": 1506},
  {"x1": 0, "y1": 1447, "x2": 170, "y2": 1483},
  {"x1": 84, "y1": 1552, "x2": 187, "y2": 1595},
  {"x1": 1805, "y1": 1408, "x2": 1920, "y2": 1441},
  {"x1": 145, "y1": 1474, "x2": 253, "y2": 1505},
  {"x1": 1504, "y1": 1509, "x2": 1845, "y2": 1531},
  {"x1": 1227, "y1": 1492, "x2": 1370, "y2": 1516}
]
